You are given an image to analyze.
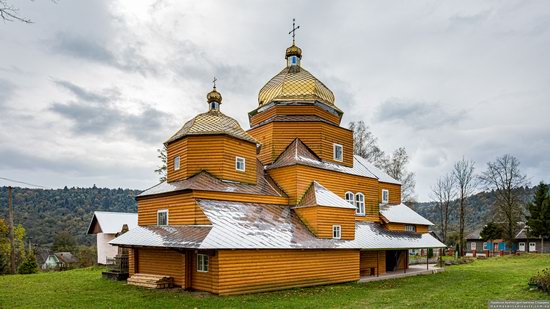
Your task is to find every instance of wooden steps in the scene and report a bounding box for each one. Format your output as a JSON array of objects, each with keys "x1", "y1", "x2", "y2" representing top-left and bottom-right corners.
[{"x1": 127, "y1": 273, "x2": 174, "y2": 289}]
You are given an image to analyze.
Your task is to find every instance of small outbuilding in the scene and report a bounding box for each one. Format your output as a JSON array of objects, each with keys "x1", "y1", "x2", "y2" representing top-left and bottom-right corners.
[{"x1": 87, "y1": 211, "x2": 137, "y2": 265}]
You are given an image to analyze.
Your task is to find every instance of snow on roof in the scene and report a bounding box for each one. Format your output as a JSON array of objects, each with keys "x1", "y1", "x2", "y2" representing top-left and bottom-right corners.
[
  {"x1": 295, "y1": 181, "x2": 356, "y2": 209},
  {"x1": 87, "y1": 211, "x2": 138, "y2": 234},
  {"x1": 353, "y1": 156, "x2": 401, "y2": 185},
  {"x1": 379, "y1": 203, "x2": 434, "y2": 226},
  {"x1": 111, "y1": 200, "x2": 445, "y2": 250}
]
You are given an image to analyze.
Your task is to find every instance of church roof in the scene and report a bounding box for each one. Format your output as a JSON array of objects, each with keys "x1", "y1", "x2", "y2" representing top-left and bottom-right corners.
[
  {"x1": 138, "y1": 161, "x2": 286, "y2": 198},
  {"x1": 266, "y1": 139, "x2": 378, "y2": 179},
  {"x1": 166, "y1": 110, "x2": 258, "y2": 144},
  {"x1": 354, "y1": 156, "x2": 400, "y2": 185},
  {"x1": 258, "y1": 66, "x2": 337, "y2": 109},
  {"x1": 379, "y1": 203, "x2": 434, "y2": 226},
  {"x1": 296, "y1": 181, "x2": 356, "y2": 209},
  {"x1": 110, "y1": 200, "x2": 445, "y2": 250}
]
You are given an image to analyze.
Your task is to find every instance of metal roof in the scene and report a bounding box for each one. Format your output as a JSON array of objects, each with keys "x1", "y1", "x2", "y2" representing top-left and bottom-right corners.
[
  {"x1": 295, "y1": 181, "x2": 356, "y2": 209},
  {"x1": 354, "y1": 156, "x2": 401, "y2": 185},
  {"x1": 139, "y1": 162, "x2": 286, "y2": 198},
  {"x1": 86, "y1": 211, "x2": 138, "y2": 234},
  {"x1": 165, "y1": 110, "x2": 258, "y2": 144},
  {"x1": 267, "y1": 139, "x2": 379, "y2": 179},
  {"x1": 111, "y1": 200, "x2": 445, "y2": 250},
  {"x1": 379, "y1": 203, "x2": 434, "y2": 226}
]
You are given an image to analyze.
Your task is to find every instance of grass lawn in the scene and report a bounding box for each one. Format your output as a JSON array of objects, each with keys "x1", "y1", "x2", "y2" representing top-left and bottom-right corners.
[{"x1": 1, "y1": 254, "x2": 548, "y2": 308}]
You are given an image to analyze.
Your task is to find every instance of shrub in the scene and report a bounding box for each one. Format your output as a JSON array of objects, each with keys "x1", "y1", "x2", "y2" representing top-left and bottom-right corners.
[
  {"x1": 17, "y1": 252, "x2": 39, "y2": 274},
  {"x1": 529, "y1": 268, "x2": 550, "y2": 294}
]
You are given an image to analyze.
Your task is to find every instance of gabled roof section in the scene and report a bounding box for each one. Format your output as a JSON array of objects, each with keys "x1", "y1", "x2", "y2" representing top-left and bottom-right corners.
[
  {"x1": 111, "y1": 200, "x2": 446, "y2": 250},
  {"x1": 296, "y1": 181, "x2": 356, "y2": 209},
  {"x1": 379, "y1": 203, "x2": 434, "y2": 226},
  {"x1": 166, "y1": 110, "x2": 258, "y2": 145},
  {"x1": 139, "y1": 160, "x2": 286, "y2": 198},
  {"x1": 86, "y1": 211, "x2": 138, "y2": 234},
  {"x1": 354, "y1": 156, "x2": 400, "y2": 185},
  {"x1": 267, "y1": 139, "x2": 378, "y2": 179}
]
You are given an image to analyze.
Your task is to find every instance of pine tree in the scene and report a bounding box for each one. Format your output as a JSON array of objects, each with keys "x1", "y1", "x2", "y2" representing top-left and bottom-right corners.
[
  {"x1": 17, "y1": 251, "x2": 38, "y2": 274},
  {"x1": 526, "y1": 182, "x2": 550, "y2": 239}
]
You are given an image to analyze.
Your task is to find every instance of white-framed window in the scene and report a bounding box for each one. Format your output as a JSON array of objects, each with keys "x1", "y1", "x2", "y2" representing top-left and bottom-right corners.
[
  {"x1": 382, "y1": 189, "x2": 389, "y2": 204},
  {"x1": 344, "y1": 192, "x2": 355, "y2": 206},
  {"x1": 333, "y1": 144, "x2": 343, "y2": 162},
  {"x1": 174, "y1": 156, "x2": 181, "y2": 171},
  {"x1": 235, "y1": 156, "x2": 246, "y2": 172},
  {"x1": 518, "y1": 242, "x2": 525, "y2": 252},
  {"x1": 405, "y1": 225, "x2": 416, "y2": 232},
  {"x1": 210, "y1": 102, "x2": 218, "y2": 111},
  {"x1": 332, "y1": 225, "x2": 341, "y2": 239},
  {"x1": 355, "y1": 193, "x2": 365, "y2": 215},
  {"x1": 470, "y1": 241, "x2": 477, "y2": 251},
  {"x1": 483, "y1": 242, "x2": 488, "y2": 250},
  {"x1": 529, "y1": 242, "x2": 536, "y2": 252},
  {"x1": 197, "y1": 254, "x2": 209, "y2": 272},
  {"x1": 157, "y1": 209, "x2": 168, "y2": 226}
]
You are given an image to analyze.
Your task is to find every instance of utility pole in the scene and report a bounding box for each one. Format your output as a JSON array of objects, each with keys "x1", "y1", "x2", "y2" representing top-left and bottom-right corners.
[{"x1": 8, "y1": 186, "x2": 16, "y2": 274}]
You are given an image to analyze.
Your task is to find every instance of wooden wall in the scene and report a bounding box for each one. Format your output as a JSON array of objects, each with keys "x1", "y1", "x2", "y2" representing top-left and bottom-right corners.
[
  {"x1": 137, "y1": 192, "x2": 210, "y2": 226},
  {"x1": 215, "y1": 249, "x2": 359, "y2": 295},
  {"x1": 248, "y1": 121, "x2": 353, "y2": 167},
  {"x1": 191, "y1": 251, "x2": 219, "y2": 294},
  {"x1": 359, "y1": 251, "x2": 386, "y2": 276},
  {"x1": 134, "y1": 248, "x2": 186, "y2": 287},
  {"x1": 380, "y1": 182, "x2": 402, "y2": 205},
  {"x1": 249, "y1": 105, "x2": 341, "y2": 127},
  {"x1": 166, "y1": 135, "x2": 257, "y2": 184},
  {"x1": 294, "y1": 206, "x2": 355, "y2": 240},
  {"x1": 384, "y1": 223, "x2": 430, "y2": 233}
]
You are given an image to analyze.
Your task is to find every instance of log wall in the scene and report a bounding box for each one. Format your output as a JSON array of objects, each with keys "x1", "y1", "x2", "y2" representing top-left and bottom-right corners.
[
  {"x1": 134, "y1": 248, "x2": 186, "y2": 287},
  {"x1": 249, "y1": 105, "x2": 341, "y2": 127},
  {"x1": 359, "y1": 251, "x2": 386, "y2": 276}
]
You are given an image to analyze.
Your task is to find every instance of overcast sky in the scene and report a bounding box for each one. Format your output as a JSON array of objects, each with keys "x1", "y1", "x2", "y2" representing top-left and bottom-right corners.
[{"x1": 1, "y1": 0, "x2": 549, "y2": 201}]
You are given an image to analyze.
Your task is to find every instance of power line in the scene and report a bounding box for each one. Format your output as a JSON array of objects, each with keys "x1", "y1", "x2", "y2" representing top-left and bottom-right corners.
[{"x1": 0, "y1": 176, "x2": 47, "y2": 189}]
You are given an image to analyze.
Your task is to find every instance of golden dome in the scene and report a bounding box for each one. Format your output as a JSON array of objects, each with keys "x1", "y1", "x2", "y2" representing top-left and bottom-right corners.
[
  {"x1": 207, "y1": 88, "x2": 222, "y2": 103},
  {"x1": 258, "y1": 66, "x2": 336, "y2": 106},
  {"x1": 285, "y1": 44, "x2": 302, "y2": 59}
]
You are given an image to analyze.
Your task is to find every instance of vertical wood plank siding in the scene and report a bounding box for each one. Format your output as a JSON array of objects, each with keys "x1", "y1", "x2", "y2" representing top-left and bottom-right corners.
[
  {"x1": 249, "y1": 105, "x2": 342, "y2": 127},
  {"x1": 167, "y1": 135, "x2": 257, "y2": 184},
  {"x1": 295, "y1": 206, "x2": 355, "y2": 240},
  {"x1": 248, "y1": 122, "x2": 353, "y2": 167},
  {"x1": 380, "y1": 182, "x2": 402, "y2": 205},
  {"x1": 359, "y1": 251, "x2": 386, "y2": 276},
  {"x1": 135, "y1": 248, "x2": 186, "y2": 287},
  {"x1": 216, "y1": 250, "x2": 359, "y2": 295}
]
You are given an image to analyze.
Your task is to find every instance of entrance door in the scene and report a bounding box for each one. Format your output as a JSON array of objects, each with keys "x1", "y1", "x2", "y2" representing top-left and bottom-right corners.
[{"x1": 386, "y1": 250, "x2": 399, "y2": 272}]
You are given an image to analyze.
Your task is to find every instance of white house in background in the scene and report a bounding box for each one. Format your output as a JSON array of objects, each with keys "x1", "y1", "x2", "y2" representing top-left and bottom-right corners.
[{"x1": 86, "y1": 211, "x2": 138, "y2": 265}]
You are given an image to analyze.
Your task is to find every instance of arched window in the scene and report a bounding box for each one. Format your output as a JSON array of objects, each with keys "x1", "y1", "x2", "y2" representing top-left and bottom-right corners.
[
  {"x1": 355, "y1": 193, "x2": 365, "y2": 215},
  {"x1": 345, "y1": 192, "x2": 354, "y2": 205}
]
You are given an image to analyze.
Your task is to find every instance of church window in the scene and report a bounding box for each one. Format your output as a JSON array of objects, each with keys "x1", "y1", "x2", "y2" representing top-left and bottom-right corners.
[
  {"x1": 210, "y1": 102, "x2": 218, "y2": 110},
  {"x1": 333, "y1": 144, "x2": 343, "y2": 162},
  {"x1": 291, "y1": 56, "x2": 297, "y2": 65},
  {"x1": 405, "y1": 225, "x2": 416, "y2": 232},
  {"x1": 382, "y1": 189, "x2": 389, "y2": 204},
  {"x1": 197, "y1": 254, "x2": 209, "y2": 272},
  {"x1": 332, "y1": 225, "x2": 341, "y2": 239},
  {"x1": 355, "y1": 193, "x2": 365, "y2": 215},
  {"x1": 345, "y1": 192, "x2": 354, "y2": 205},
  {"x1": 174, "y1": 156, "x2": 180, "y2": 171},
  {"x1": 157, "y1": 209, "x2": 168, "y2": 226},
  {"x1": 235, "y1": 157, "x2": 246, "y2": 171}
]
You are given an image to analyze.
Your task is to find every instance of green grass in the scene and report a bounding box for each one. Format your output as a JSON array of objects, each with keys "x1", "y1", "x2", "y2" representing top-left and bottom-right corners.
[{"x1": 0, "y1": 255, "x2": 548, "y2": 308}]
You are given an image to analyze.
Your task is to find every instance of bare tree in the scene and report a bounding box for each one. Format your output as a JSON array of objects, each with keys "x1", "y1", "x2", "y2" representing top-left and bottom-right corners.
[
  {"x1": 0, "y1": 1, "x2": 32, "y2": 23},
  {"x1": 349, "y1": 121, "x2": 386, "y2": 167},
  {"x1": 431, "y1": 173, "x2": 456, "y2": 244},
  {"x1": 154, "y1": 145, "x2": 167, "y2": 182},
  {"x1": 452, "y1": 157, "x2": 476, "y2": 256},
  {"x1": 382, "y1": 147, "x2": 416, "y2": 203},
  {"x1": 479, "y1": 154, "x2": 528, "y2": 248}
]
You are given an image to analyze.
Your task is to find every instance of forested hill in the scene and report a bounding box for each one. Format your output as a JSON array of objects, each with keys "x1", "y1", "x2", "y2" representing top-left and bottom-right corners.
[
  {"x1": 0, "y1": 186, "x2": 140, "y2": 247},
  {"x1": 414, "y1": 186, "x2": 536, "y2": 240}
]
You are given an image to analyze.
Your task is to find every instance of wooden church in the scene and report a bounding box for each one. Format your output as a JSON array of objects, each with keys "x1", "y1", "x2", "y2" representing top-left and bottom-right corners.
[{"x1": 112, "y1": 25, "x2": 444, "y2": 295}]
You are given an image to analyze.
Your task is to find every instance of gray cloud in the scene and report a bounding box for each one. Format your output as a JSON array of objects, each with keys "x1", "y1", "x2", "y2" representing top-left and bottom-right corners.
[
  {"x1": 50, "y1": 32, "x2": 157, "y2": 75},
  {"x1": 0, "y1": 79, "x2": 15, "y2": 108},
  {"x1": 375, "y1": 98, "x2": 466, "y2": 130},
  {"x1": 50, "y1": 80, "x2": 173, "y2": 143}
]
